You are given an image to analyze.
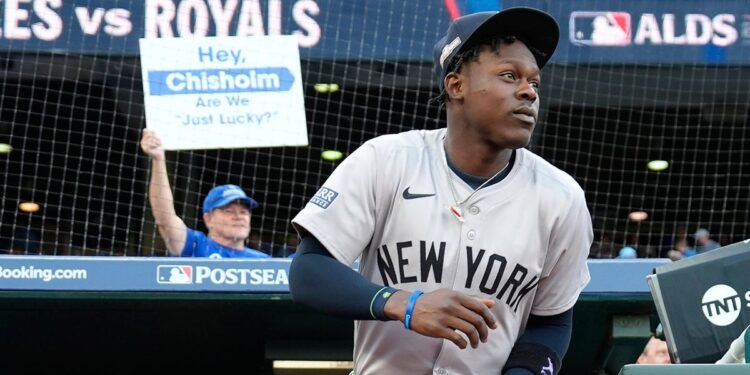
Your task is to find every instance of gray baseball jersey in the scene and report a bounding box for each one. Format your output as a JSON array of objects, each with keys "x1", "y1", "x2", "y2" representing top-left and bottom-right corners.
[{"x1": 293, "y1": 128, "x2": 592, "y2": 375}]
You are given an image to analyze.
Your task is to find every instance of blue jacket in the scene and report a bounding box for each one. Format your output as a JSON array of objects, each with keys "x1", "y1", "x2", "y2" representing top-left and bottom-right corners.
[{"x1": 180, "y1": 228, "x2": 269, "y2": 258}]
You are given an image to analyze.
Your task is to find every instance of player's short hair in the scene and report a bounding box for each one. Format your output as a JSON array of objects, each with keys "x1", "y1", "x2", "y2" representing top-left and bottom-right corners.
[{"x1": 431, "y1": 35, "x2": 531, "y2": 108}]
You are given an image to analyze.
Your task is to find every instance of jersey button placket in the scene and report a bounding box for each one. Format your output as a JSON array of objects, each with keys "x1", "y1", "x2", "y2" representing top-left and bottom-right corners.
[
  {"x1": 469, "y1": 205, "x2": 480, "y2": 215},
  {"x1": 435, "y1": 367, "x2": 447, "y2": 375},
  {"x1": 467, "y1": 230, "x2": 476, "y2": 240}
]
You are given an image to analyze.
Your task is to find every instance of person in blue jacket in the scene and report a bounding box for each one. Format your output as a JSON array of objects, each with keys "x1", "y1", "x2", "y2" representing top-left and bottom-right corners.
[{"x1": 141, "y1": 129, "x2": 268, "y2": 258}]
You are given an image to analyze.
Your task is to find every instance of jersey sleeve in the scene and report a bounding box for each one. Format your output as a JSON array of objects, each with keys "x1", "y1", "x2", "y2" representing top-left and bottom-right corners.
[
  {"x1": 180, "y1": 228, "x2": 200, "y2": 257},
  {"x1": 292, "y1": 142, "x2": 379, "y2": 266},
  {"x1": 531, "y1": 188, "x2": 593, "y2": 316}
]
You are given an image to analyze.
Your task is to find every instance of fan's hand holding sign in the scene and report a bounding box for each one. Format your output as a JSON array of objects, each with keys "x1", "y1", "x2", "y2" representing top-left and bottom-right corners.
[{"x1": 139, "y1": 35, "x2": 307, "y2": 150}]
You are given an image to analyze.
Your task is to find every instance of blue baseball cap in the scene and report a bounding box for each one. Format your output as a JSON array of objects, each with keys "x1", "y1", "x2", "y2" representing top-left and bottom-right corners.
[
  {"x1": 433, "y1": 7, "x2": 560, "y2": 89},
  {"x1": 694, "y1": 228, "x2": 710, "y2": 237},
  {"x1": 617, "y1": 246, "x2": 638, "y2": 259},
  {"x1": 202, "y1": 184, "x2": 258, "y2": 213}
]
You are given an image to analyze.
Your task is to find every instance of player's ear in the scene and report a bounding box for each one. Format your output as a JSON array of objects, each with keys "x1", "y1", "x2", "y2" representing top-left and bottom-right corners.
[
  {"x1": 203, "y1": 212, "x2": 212, "y2": 228},
  {"x1": 444, "y1": 72, "x2": 464, "y2": 100}
]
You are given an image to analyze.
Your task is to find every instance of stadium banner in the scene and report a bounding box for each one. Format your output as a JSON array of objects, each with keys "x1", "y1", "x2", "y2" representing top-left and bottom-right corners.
[
  {"x1": 0, "y1": 0, "x2": 748, "y2": 64},
  {"x1": 0, "y1": 256, "x2": 667, "y2": 293},
  {"x1": 140, "y1": 35, "x2": 308, "y2": 150},
  {"x1": 0, "y1": 256, "x2": 292, "y2": 292}
]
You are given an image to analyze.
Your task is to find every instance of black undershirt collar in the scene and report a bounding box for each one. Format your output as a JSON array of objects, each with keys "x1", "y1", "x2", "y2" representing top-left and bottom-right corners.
[{"x1": 445, "y1": 150, "x2": 516, "y2": 190}]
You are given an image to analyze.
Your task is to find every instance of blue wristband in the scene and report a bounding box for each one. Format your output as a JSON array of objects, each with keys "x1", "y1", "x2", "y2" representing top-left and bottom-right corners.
[{"x1": 404, "y1": 290, "x2": 424, "y2": 330}]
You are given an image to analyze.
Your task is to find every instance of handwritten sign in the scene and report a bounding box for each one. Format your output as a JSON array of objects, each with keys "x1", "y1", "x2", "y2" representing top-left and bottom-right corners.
[{"x1": 139, "y1": 35, "x2": 308, "y2": 150}]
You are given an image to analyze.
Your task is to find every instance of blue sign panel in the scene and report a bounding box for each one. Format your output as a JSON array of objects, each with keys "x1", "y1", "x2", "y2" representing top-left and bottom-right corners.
[
  {"x1": 0, "y1": 1, "x2": 748, "y2": 64},
  {"x1": 0, "y1": 256, "x2": 291, "y2": 292},
  {"x1": 0, "y1": 256, "x2": 666, "y2": 293},
  {"x1": 147, "y1": 67, "x2": 294, "y2": 95}
]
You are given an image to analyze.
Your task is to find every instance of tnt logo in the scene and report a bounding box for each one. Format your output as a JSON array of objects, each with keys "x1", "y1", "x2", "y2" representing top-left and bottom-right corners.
[
  {"x1": 157, "y1": 265, "x2": 193, "y2": 284},
  {"x1": 570, "y1": 11, "x2": 631, "y2": 46},
  {"x1": 701, "y1": 284, "x2": 741, "y2": 326}
]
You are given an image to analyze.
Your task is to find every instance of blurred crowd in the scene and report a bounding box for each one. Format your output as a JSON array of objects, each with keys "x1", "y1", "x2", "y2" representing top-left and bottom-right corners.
[{"x1": 589, "y1": 226, "x2": 725, "y2": 261}]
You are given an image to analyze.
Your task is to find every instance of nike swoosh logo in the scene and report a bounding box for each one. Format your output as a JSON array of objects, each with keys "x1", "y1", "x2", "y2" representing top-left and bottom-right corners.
[{"x1": 402, "y1": 187, "x2": 435, "y2": 200}]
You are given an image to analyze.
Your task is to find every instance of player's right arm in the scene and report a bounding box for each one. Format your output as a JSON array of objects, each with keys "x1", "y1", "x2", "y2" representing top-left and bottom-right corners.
[
  {"x1": 383, "y1": 283, "x2": 497, "y2": 349},
  {"x1": 140, "y1": 129, "x2": 187, "y2": 256},
  {"x1": 289, "y1": 235, "x2": 496, "y2": 349}
]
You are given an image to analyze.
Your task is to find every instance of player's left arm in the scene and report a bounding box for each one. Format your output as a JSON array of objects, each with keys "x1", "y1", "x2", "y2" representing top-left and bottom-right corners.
[
  {"x1": 504, "y1": 186, "x2": 593, "y2": 374},
  {"x1": 502, "y1": 309, "x2": 572, "y2": 375}
]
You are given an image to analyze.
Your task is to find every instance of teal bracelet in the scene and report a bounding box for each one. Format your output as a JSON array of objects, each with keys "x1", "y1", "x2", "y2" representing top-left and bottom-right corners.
[{"x1": 404, "y1": 290, "x2": 424, "y2": 330}]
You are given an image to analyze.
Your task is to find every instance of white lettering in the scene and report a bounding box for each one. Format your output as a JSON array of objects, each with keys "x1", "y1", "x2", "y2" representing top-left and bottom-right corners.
[
  {"x1": 144, "y1": 0, "x2": 321, "y2": 48},
  {"x1": 276, "y1": 268, "x2": 289, "y2": 284},
  {"x1": 75, "y1": 7, "x2": 105, "y2": 35},
  {"x1": 165, "y1": 70, "x2": 280, "y2": 92},
  {"x1": 685, "y1": 14, "x2": 711, "y2": 45},
  {"x1": 262, "y1": 269, "x2": 274, "y2": 284},
  {"x1": 268, "y1": 0, "x2": 282, "y2": 35},
  {"x1": 237, "y1": 0, "x2": 264, "y2": 36},
  {"x1": 712, "y1": 14, "x2": 737, "y2": 47},
  {"x1": 5, "y1": 0, "x2": 33, "y2": 40},
  {"x1": 0, "y1": 265, "x2": 87, "y2": 282},
  {"x1": 145, "y1": 0, "x2": 176, "y2": 38},
  {"x1": 634, "y1": 14, "x2": 662, "y2": 45},
  {"x1": 661, "y1": 14, "x2": 686, "y2": 44},
  {"x1": 167, "y1": 73, "x2": 184, "y2": 91},
  {"x1": 292, "y1": 0, "x2": 321, "y2": 48},
  {"x1": 208, "y1": 0, "x2": 238, "y2": 36},
  {"x1": 195, "y1": 266, "x2": 211, "y2": 282},
  {"x1": 634, "y1": 13, "x2": 738, "y2": 47},
  {"x1": 249, "y1": 269, "x2": 263, "y2": 284},
  {"x1": 177, "y1": 0, "x2": 210, "y2": 37},
  {"x1": 193, "y1": 266, "x2": 288, "y2": 285},
  {"x1": 103, "y1": 8, "x2": 132, "y2": 37},
  {"x1": 209, "y1": 268, "x2": 225, "y2": 283},
  {"x1": 32, "y1": 0, "x2": 62, "y2": 41},
  {"x1": 224, "y1": 269, "x2": 238, "y2": 284},
  {"x1": 685, "y1": 14, "x2": 713, "y2": 46}
]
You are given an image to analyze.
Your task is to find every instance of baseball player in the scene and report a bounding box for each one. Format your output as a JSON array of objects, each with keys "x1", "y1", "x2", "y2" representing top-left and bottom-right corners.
[
  {"x1": 290, "y1": 7, "x2": 592, "y2": 375},
  {"x1": 140, "y1": 129, "x2": 269, "y2": 258}
]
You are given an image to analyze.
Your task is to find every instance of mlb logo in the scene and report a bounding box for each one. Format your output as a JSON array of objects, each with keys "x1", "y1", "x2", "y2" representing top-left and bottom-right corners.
[
  {"x1": 157, "y1": 265, "x2": 193, "y2": 284},
  {"x1": 570, "y1": 11, "x2": 631, "y2": 46}
]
